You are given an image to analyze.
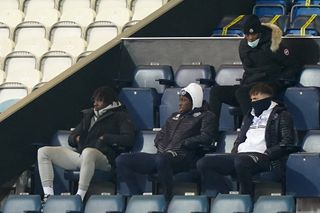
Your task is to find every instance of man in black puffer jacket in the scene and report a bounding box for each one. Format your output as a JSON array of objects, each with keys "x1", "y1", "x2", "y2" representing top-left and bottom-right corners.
[
  {"x1": 198, "y1": 83, "x2": 296, "y2": 197},
  {"x1": 210, "y1": 15, "x2": 302, "y2": 135},
  {"x1": 116, "y1": 83, "x2": 217, "y2": 200}
]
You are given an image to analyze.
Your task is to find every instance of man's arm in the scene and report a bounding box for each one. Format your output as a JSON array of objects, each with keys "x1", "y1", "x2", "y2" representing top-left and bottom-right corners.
[{"x1": 68, "y1": 121, "x2": 83, "y2": 147}]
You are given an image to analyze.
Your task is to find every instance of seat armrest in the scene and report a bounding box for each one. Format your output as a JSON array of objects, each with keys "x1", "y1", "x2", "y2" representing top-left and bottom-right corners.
[
  {"x1": 191, "y1": 211, "x2": 207, "y2": 213},
  {"x1": 66, "y1": 211, "x2": 81, "y2": 213},
  {"x1": 277, "y1": 211, "x2": 294, "y2": 213},
  {"x1": 24, "y1": 211, "x2": 42, "y2": 213},
  {"x1": 105, "y1": 211, "x2": 123, "y2": 213},
  {"x1": 147, "y1": 211, "x2": 165, "y2": 213},
  {"x1": 156, "y1": 79, "x2": 175, "y2": 86},
  {"x1": 198, "y1": 78, "x2": 214, "y2": 86}
]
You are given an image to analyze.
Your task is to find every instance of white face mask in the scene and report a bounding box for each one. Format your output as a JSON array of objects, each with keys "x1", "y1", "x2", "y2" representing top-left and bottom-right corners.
[{"x1": 247, "y1": 38, "x2": 260, "y2": 48}]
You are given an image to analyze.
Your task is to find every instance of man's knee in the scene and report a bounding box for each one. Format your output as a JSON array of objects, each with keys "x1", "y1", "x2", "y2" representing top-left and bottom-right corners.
[
  {"x1": 154, "y1": 154, "x2": 170, "y2": 169},
  {"x1": 234, "y1": 156, "x2": 252, "y2": 171},
  {"x1": 197, "y1": 156, "x2": 217, "y2": 172},
  {"x1": 81, "y1": 147, "x2": 100, "y2": 161},
  {"x1": 115, "y1": 153, "x2": 130, "y2": 168},
  {"x1": 37, "y1": 146, "x2": 52, "y2": 160}
]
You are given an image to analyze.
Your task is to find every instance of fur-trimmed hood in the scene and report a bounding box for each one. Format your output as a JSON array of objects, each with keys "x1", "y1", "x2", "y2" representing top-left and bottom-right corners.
[{"x1": 261, "y1": 22, "x2": 282, "y2": 52}]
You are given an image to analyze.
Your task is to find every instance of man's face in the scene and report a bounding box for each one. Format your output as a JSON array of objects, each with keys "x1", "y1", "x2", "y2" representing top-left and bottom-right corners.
[
  {"x1": 250, "y1": 92, "x2": 271, "y2": 102},
  {"x1": 245, "y1": 33, "x2": 260, "y2": 42},
  {"x1": 178, "y1": 95, "x2": 192, "y2": 113},
  {"x1": 93, "y1": 98, "x2": 108, "y2": 111}
]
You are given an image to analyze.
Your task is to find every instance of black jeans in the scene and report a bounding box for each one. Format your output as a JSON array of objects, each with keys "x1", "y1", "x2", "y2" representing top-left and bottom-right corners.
[
  {"x1": 197, "y1": 152, "x2": 270, "y2": 196},
  {"x1": 116, "y1": 152, "x2": 191, "y2": 197}
]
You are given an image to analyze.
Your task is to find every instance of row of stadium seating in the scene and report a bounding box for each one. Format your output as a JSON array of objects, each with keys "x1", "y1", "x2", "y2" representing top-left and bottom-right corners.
[{"x1": 1, "y1": 193, "x2": 295, "y2": 213}]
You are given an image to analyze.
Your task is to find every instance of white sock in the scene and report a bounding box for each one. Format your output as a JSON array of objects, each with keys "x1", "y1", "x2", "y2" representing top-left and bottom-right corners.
[
  {"x1": 76, "y1": 189, "x2": 87, "y2": 200},
  {"x1": 43, "y1": 186, "x2": 54, "y2": 196}
]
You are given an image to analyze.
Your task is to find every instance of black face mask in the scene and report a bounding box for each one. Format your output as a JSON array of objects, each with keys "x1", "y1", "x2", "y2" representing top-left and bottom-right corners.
[{"x1": 251, "y1": 97, "x2": 272, "y2": 117}]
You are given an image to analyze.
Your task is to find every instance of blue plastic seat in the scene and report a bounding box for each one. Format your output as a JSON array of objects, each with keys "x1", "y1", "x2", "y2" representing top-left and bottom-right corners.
[
  {"x1": 260, "y1": 15, "x2": 289, "y2": 33},
  {"x1": 283, "y1": 87, "x2": 320, "y2": 130},
  {"x1": 84, "y1": 195, "x2": 125, "y2": 213},
  {"x1": 119, "y1": 65, "x2": 173, "y2": 130},
  {"x1": 286, "y1": 130, "x2": 320, "y2": 197},
  {"x1": 2, "y1": 195, "x2": 42, "y2": 213},
  {"x1": 253, "y1": 4, "x2": 286, "y2": 17},
  {"x1": 290, "y1": 5, "x2": 320, "y2": 22},
  {"x1": 210, "y1": 193, "x2": 252, "y2": 213},
  {"x1": 286, "y1": 15, "x2": 320, "y2": 36},
  {"x1": 293, "y1": 0, "x2": 320, "y2": 5},
  {"x1": 175, "y1": 64, "x2": 215, "y2": 88},
  {"x1": 167, "y1": 195, "x2": 209, "y2": 213},
  {"x1": 212, "y1": 15, "x2": 247, "y2": 37},
  {"x1": 252, "y1": 195, "x2": 295, "y2": 213},
  {"x1": 43, "y1": 195, "x2": 82, "y2": 213},
  {"x1": 299, "y1": 65, "x2": 320, "y2": 87},
  {"x1": 125, "y1": 195, "x2": 166, "y2": 213},
  {"x1": 159, "y1": 88, "x2": 180, "y2": 127},
  {"x1": 256, "y1": 0, "x2": 288, "y2": 7}
]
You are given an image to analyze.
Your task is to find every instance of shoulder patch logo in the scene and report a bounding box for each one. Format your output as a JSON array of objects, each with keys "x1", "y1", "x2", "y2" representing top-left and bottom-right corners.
[{"x1": 284, "y1": 48, "x2": 289, "y2": 56}]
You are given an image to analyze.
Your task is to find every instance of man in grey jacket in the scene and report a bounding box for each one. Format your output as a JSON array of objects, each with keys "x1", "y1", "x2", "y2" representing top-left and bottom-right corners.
[{"x1": 116, "y1": 83, "x2": 216, "y2": 200}]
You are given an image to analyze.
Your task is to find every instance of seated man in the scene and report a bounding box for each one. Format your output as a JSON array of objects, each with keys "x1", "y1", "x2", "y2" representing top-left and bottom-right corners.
[
  {"x1": 37, "y1": 86, "x2": 135, "y2": 200},
  {"x1": 197, "y1": 83, "x2": 295, "y2": 196},
  {"x1": 116, "y1": 83, "x2": 217, "y2": 199}
]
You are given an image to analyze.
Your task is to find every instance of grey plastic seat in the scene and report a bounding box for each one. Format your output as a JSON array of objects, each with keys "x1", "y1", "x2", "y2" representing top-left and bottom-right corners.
[{"x1": 2, "y1": 195, "x2": 42, "y2": 213}]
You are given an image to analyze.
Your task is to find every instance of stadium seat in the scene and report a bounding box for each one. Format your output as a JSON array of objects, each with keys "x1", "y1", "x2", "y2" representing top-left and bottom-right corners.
[
  {"x1": 60, "y1": 8, "x2": 96, "y2": 28},
  {"x1": 95, "y1": 0, "x2": 128, "y2": 12},
  {"x1": 286, "y1": 130, "x2": 320, "y2": 197},
  {"x1": 210, "y1": 193, "x2": 252, "y2": 213},
  {"x1": 0, "y1": 22, "x2": 11, "y2": 39},
  {"x1": 212, "y1": 15, "x2": 247, "y2": 37},
  {"x1": 256, "y1": 0, "x2": 288, "y2": 7},
  {"x1": 131, "y1": 0, "x2": 164, "y2": 20},
  {"x1": 4, "y1": 51, "x2": 40, "y2": 90},
  {"x1": 0, "y1": 82, "x2": 28, "y2": 106},
  {"x1": 58, "y1": 0, "x2": 91, "y2": 12},
  {"x1": 286, "y1": 15, "x2": 320, "y2": 36},
  {"x1": 259, "y1": 15, "x2": 289, "y2": 34},
  {"x1": 40, "y1": 51, "x2": 73, "y2": 82},
  {"x1": 159, "y1": 88, "x2": 180, "y2": 127},
  {"x1": 299, "y1": 65, "x2": 320, "y2": 87},
  {"x1": 84, "y1": 195, "x2": 125, "y2": 213},
  {"x1": 290, "y1": 5, "x2": 320, "y2": 22},
  {"x1": 167, "y1": 195, "x2": 209, "y2": 213},
  {"x1": 23, "y1": 0, "x2": 56, "y2": 13},
  {"x1": 283, "y1": 87, "x2": 320, "y2": 130},
  {"x1": 252, "y1": 195, "x2": 295, "y2": 213},
  {"x1": 125, "y1": 195, "x2": 166, "y2": 213},
  {"x1": 0, "y1": 38, "x2": 14, "y2": 59},
  {"x1": 43, "y1": 195, "x2": 82, "y2": 213},
  {"x1": 253, "y1": 4, "x2": 286, "y2": 17},
  {"x1": 1, "y1": 195, "x2": 42, "y2": 213},
  {"x1": 24, "y1": 8, "x2": 60, "y2": 29},
  {"x1": 86, "y1": 21, "x2": 118, "y2": 51},
  {"x1": 175, "y1": 64, "x2": 215, "y2": 88},
  {"x1": 0, "y1": 9, "x2": 25, "y2": 30},
  {"x1": 215, "y1": 131, "x2": 238, "y2": 154},
  {"x1": 0, "y1": 0, "x2": 20, "y2": 12},
  {"x1": 119, "y1": 65, "x2": 173, "y2": 129},
  {"x1": 95, "y1": 8, "x2": 132, "y2": 30},
  {"x1": 292, "y1": 0, "x2": 320, "y2": 5}
]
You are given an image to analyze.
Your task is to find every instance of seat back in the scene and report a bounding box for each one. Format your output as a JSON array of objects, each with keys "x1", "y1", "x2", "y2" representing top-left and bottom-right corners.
[
  {"x1": 23, "y1": 0, "x2": 56, "y2": 12},
  {"x1": 175, "y1": 64, "x2": 214, "y2": 88},
  {"x1": 84, "y1": 195, "x2": 125, "y2": 213},
  {"x1": 212, "y1": 15, "x2": 247, "y2": 36},
  {"x1": 0, "y1": 82, "x2": 28, "y2": 104},
  {"x1": 132, "y1": 65, "x2": 173, "y2": 94},
  {"x1": 259, "y1": 15, "x2": 289, "y2": 33},
  {"x1": 301, "y1": 129, "x2": 320, "y2": 152},
  {"x1": 125, "y1": 195, "x2": 166, "y2": 213},
  {"x1": 167, "y1": 195, "x2": 209, "y2": 213},
  {"x1": 283, "y1": 87, "x2": 320, "y2": 130},
  {"x1": 0, "y1": 22, "x2": 10, "y2": 39},
  {"x1": 95, "y1": 0, "x2": 127, "y2": 12},
  {"x1": 2, "y1": 195, "x2": 42, "y2": 213},
  {"x1": 252, "y1": 195, "x2": 295, "y2": 213},
  {"x1": 159, "y1": 88, "x2": 180, "y2": 127},
  {"x1": 58, "y1": 0, "x2": 91, "y2": 12},
  {"x1": 43, "y1": 195, "x2": 82, "y2": 213},
  {"x1": 210, "y1": 194, "x2": 252, "y2": 213},
  {"x1": 299, "y1": 65, "x2": 320, "y2": 87},
  {"x1": 49, "y1": 21, "x2": 83, "y2": 43},
  {"x1": 24, "y1": 8, "x2": 60, "y2": 29},
  {"x1": 253, "y1": 4, "x2": 286, "y2": 17},
  {"x1": 132, "y1": 130, "x2": 157, "y2": 153},
  {"x1": 0, "y1": 0, "x2": 20, "y2": 12},
  {"x1": 291, "y1": 5, "x2": 320, "y2": 22},
  {"x1": 216, "y1": 131, "x2": 238, "y2": 153},
  {"x1": 96, "y1": 8, "x2": 132, "y2": 28},
  {"x1": 287, "y1": 15, "x2": 320, "y2": 36},
  {"x1": 60, "y1": 8, "x2": 96, "y2": 28},
  {"x1": 215, "y1": 64, "x2": 244, "y2": 86}
]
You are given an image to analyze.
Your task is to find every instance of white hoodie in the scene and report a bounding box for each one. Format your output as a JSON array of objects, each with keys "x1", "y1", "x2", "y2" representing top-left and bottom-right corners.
[{"x1": 181, "y1": 83, "x2": 203, "y2": 109}]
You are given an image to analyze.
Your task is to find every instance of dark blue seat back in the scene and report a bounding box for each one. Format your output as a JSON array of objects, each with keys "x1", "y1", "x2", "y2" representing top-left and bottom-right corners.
[
  {"x1": 2, "y1": 195, "x2": 42, "y2": 213},
  {"x1": 210, "y1": 194, "x2": 252, "y2": 213},
  {"x1": 175, "y1": 64, "x2": 214, "y2": 88},
  {"x1": 167, "y1": 195, "x2": 209, "y2": 213},
  {"x1": 84, "y1": 195, "x2": 125, "y2": 213},
  {"x1": 43, "y1": 195, "x2": 82, "y2": 213},
  {"x1": 259, "y1": 15, "x2": 289, "y2": 33},
  {"x1": 253, "y1": 4, "x2": 286, "y2": 17},
  {"x1": 286, "y1": 16, "x2": 320, "y2": 36},
  {"x1": 125, "y1": 195, "x2": 166, "y2": 213},
  {"x1": 212, "y1": 15, "x2": 247, "y2": 36},
  {"x1": 283, "y1": 87, "x2": 320, "y2": 130},
  {"x1": 252, "y1": 195, "x2": 295, "y2": 213},
  {"x1": 159, "y1": 88, "x2": 180, "y2": 127},
  {"x1": 291, "y1": 5, "x2": 320, "y2": 22}
]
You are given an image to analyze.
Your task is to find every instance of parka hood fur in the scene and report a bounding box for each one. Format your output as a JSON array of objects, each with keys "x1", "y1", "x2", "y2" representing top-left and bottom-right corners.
[{"x1": 261, "y1": 22, "x2": 282, "y2": 52}]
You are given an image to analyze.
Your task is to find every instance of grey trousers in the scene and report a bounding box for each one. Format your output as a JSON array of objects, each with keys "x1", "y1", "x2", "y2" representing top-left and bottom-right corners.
[{"x1": 38, "y1": 146, "x2": 111, "y2": 191}]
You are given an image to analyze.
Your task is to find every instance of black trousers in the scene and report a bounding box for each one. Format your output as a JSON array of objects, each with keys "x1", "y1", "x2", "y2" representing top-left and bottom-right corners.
[
  {"x1": 197, "y1": 152, "x2": 271, "y2": 196},
  {"x1": 116, "y1": 152, "x2": 191, "y2": 197}
]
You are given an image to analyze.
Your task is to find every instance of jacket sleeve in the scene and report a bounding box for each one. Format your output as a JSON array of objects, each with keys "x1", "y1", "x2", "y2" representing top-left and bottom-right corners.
[
  {"x1": 265, "y1": 111, "x2": 296, "y2": 160},
  {"x1": 154, "y1": 116, "x2": 170, "y2": 149},
  {"x1": 100, "y1": 112, "x2": 136, "y2": 150},
  {"x1": 68, "y1": 121, "x2": 83, "y2": 148},
  {"x1": 182, "y1": 112, "x2": 217, "y2": 149}
]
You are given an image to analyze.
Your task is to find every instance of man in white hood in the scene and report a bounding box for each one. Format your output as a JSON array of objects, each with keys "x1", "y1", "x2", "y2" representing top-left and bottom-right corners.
[{"x1": 116, "y1": 83, "x2": 216, "y2": 200}]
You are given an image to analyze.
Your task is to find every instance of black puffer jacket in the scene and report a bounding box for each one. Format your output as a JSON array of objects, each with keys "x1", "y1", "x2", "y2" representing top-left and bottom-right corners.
[
  {"x1": 232, "y1": 104, "x2": 296, "y2": 161},
  {"x1": 68, "y1": 104, "x2": 135, "y2": 167},
  {"x1": 239, "y1": 23, "x2": 301, "y2": 87},
  {"x1": 155, "y1": 107, "x2": 217, "y2": 156}
]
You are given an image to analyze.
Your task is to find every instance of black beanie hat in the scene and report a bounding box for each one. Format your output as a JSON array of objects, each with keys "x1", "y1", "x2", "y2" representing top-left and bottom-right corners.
[{"x1": 243, "y1": 15, "x2": 262, "y2": 34}]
